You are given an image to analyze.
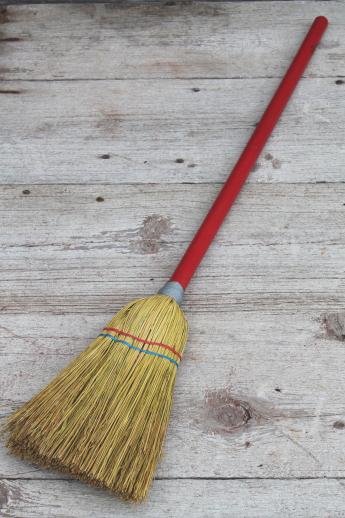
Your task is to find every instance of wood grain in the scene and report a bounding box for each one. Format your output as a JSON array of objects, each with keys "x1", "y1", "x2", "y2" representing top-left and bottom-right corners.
[
  {"x1": 0, "y1": 78, "x2": 343, "y2": 184},
  {"x1": 0, "y1": 183, "x2": 344, "y2": 313},
  {"x1": 2, "y1": 478, "x2": 345, "y2": 518},
  {"x1": 0, "y1": 3, "x2": 342, "y2": 80}
]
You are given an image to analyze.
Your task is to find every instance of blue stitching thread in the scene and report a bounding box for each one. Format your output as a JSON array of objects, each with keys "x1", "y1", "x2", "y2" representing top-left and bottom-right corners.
[{"x1": 98, "y1": 333, "x2": 179, "y2": 367}]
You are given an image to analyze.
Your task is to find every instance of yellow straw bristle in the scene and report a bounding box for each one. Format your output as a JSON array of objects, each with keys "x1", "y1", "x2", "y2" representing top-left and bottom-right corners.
[{"x1": 5, "y1": 294, "x2": 188, "y2": 501}]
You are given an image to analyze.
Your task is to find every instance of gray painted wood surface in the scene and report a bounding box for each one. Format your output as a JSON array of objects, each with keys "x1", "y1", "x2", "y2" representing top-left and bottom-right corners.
[{"x1": 1, "y1": 2, "x2": 345, "y2": 517}]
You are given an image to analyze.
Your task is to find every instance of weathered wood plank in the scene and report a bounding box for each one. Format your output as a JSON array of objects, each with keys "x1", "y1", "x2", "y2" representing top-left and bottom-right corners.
[
  {"x1": 2, "y1": 478, "x2": 345, "y2": 518},
  {"x1": 0, "y1": 3, "x2": 342, "y2": 80},
  {"x1": 0, "y1": 183, "x2": 344, "y2": 313},
  {"x1": 0, "y1": 77, "x2": 342, "y2": 184},
  {"x1": 1, "y1": 309, "x2": 345, "y2": 479}
]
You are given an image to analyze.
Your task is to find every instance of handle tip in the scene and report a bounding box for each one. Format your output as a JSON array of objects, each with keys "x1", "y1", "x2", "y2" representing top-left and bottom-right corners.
[{"x1": 314, "y1": 16, "x2": 329, "y2": 29}]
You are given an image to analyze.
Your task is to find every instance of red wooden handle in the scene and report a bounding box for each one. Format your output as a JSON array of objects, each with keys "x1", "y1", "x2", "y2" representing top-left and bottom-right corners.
[{"x1": 171, "y1": 16, "x2": 328, "y2": 289}]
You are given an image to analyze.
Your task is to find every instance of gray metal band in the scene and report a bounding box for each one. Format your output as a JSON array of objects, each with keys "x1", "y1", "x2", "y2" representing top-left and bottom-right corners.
[{"x1": 158, "y1": 281, "x2": 184, "y2": 305}]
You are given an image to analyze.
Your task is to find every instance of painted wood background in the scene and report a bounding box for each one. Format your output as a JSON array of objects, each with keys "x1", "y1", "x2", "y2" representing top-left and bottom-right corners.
[{"x1": 1, "y1": 2, "x2": 345, "y2": 517}]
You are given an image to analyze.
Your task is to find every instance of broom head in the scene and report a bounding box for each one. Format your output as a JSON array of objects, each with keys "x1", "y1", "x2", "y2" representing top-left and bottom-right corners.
[{"x1": 5, "y1": 294, "x2": 188, "y2": 500}]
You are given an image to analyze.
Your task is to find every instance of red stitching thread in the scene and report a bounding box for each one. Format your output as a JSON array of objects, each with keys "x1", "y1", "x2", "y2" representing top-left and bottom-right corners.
[{"x1": 103, "y1": 327, "x2": 182, "y2": 360}]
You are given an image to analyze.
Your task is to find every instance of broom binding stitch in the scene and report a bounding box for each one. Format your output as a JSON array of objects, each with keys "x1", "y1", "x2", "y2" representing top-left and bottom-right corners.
[
  {"x1": 99, "y1": 332, "x2": 180, "y2": 367},
  {"x1": 103, "y1": 326, "x2": 182, "y2": 360}
]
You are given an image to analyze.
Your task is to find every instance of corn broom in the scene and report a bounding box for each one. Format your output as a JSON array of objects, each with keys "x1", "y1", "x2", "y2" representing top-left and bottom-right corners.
[{"x1": 5, "y1": 17, "x2": 328, "y2": 501}]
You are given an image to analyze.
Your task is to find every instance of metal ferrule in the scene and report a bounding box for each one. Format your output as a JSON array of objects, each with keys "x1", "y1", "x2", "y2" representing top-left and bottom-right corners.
[{"x1": 158, "y1": 281, "x2": 184, "y2": 305}]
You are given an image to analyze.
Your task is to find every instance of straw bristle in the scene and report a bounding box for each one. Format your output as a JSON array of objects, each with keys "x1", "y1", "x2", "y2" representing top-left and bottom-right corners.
[{"x1": 5, "y1": 294, "x2": 188, "y2": 501}]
